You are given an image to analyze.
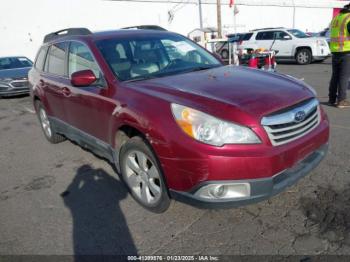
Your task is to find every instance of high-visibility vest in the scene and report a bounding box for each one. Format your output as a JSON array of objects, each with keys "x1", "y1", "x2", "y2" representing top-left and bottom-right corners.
[{"x1": 330, "y1": 12, "x2": 350, "y2": 52}]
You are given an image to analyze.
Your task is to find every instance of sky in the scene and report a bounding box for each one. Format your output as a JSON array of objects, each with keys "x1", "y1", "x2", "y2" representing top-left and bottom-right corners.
[{"x1": 0, "y1": 0, "x2": 333, "y2": 59}]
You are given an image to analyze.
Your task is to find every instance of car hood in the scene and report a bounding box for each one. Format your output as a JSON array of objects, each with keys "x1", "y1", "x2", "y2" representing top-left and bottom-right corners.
[
  {"x1": 126, "y1": 66, "x2": 314, "y2": 119},
  {"x1": 295, "y1": 36, "x2": 325, "y2": 43},
  {"x1": 0, "y1": 67, "x2": 31, "y2": 80}
]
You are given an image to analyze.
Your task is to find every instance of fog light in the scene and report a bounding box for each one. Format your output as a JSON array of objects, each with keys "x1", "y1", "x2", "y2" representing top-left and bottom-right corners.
[
  {"x1": 209, "y1": 185, "x2": 227, "y2": 198},
  {"x1": 195, "y1": 183, "x2": 251, "y2": 200}
]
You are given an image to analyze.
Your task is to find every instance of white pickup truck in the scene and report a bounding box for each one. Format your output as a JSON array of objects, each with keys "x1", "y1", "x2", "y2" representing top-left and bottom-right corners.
[{"x1": 239, "y1": 27, "x2": 330, "y2": 65}]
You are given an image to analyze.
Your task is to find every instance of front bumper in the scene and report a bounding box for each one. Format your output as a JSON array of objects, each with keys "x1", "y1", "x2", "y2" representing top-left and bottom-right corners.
[
  {"x1": 0, "y1": 88, "x2": 30, "y2": 97},
  {"x1": 170, "y1": 143, "x2": 328, "y2": 208},
  {"x1": 313, "y1": 55, "x2": 330, "y2": 61}
]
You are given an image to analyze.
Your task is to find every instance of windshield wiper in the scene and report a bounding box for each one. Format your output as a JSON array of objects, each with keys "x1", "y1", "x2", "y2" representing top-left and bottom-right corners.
[
  {"x1": 181, "y1": 65, "x2": 221, "y2": 73},
  {"x1": 123, "y1": 65, "x2": 221, "y2": 83},
  {"x1": 123, "y1": 75, "x2": 158, "y2": 83}
]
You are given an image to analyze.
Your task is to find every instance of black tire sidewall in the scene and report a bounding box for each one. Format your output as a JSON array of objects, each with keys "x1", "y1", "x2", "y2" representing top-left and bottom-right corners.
[
  {"x1": 221, "y1": 49, "x2": 229, "y2": 59},
  {"x1": 119, "y1": 136, "x2": 170, "y2": 213}
]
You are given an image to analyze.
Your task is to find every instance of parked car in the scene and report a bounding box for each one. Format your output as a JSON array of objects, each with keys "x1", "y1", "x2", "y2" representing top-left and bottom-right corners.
[
  {"x1": 29, "y1": 28, "x2": 329, "y2": 213},
  {"x1": 239, "y1": 27, "x2": 330, "y2": 64},
  {"x1": 215, "y1": 33, "x2": 253, "y2": 59},
  {"x1": 0, "y1": 56, "x2": 33, "y2": 97}
]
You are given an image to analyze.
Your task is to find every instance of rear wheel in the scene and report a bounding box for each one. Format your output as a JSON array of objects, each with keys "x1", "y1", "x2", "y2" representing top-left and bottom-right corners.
[
  {"x1": 35, "y1": 101, "x2": 65, "y2": 144},
  {"x1": 120, "y1": 136, "x2": 170, "y2": 213},
  {"x1": 295, "y1": 48, "x2": 312, "y2": 65},
  {"x1": 220, "y1": 49, "x2": 229, "y2": 60}
]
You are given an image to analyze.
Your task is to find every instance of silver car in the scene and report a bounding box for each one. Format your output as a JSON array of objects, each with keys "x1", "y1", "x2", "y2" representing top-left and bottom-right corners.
[{"x1": 0, "y1": 56, "x2": 33, "y2": 97}]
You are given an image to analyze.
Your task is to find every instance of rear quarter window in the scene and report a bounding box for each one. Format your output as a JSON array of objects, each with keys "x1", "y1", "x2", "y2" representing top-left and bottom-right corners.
[
  {"x1": 34, "y1": 46, "x2": 48, "y2": 71},
  {"x1": 242, "y1": 33, "x2": 253, "y2": 41}
]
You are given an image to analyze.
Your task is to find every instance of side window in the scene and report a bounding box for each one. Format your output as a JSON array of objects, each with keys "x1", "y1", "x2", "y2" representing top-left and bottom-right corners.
[
  {"x1": 242, "y1": 33, "x2": 253, "y2": 41},
  {"x1": 34, "y1": 46, "x2": 48, "y2": 71},
  {"x1": 45, "y1": 42, "x2": 67, "y2": 76},
  {"x1": 256, "y1": 31, "x2": 274, "y2": 40},
  {"x1": 68, "y1": 42, "x2": 100, "y2": 78},
  {"x1": 274, "y1": 31, "x2": 289, "y2": 40},
  {"x1": 115, "y1": 44, "x2": 127, "y2": 59}
]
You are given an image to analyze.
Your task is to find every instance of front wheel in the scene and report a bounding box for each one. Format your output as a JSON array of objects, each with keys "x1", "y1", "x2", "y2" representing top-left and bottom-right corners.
[
  {"x1": 119, "y1": 136, "x2": 171, "y2": 213},
  {"x1": 295, "y1": 48, "x2": 312, "y2": 65}
]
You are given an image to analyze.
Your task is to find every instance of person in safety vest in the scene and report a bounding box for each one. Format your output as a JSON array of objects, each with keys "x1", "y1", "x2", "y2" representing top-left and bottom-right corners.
[{"x1": 329, "y1": 3, "x2": 350, "y2": 108}]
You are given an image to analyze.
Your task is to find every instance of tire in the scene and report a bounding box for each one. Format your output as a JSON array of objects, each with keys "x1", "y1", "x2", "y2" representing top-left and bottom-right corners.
[
  {"x1": 295, "y1": 48, "x2": 312, "y2": 65},
  {"x1": 35, "y1": 101, "x2": 66, "y2": 144},
  {"x1": 119, "y1": 136, "x2": 171, "y2": 213},
  {"x1": 220, "y1": 49, "x2": 229, "y2": 60}
]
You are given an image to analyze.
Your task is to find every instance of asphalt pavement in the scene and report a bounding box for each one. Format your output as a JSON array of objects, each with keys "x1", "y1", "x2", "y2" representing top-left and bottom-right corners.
[{"x1": 1, "y1": 59, "x2": 350, "y2": 256}]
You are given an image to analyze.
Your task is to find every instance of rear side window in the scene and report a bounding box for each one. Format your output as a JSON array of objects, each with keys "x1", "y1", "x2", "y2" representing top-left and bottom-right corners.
[
  {"x1": 256, "y1": 31, "x2": 274, "y2": 40},
  {"x1": 34, "y1": 46, "x2": 48, "y2": 71},
  {"x1": 68, "y1": 41, "x2": 100, "y2": 77},
  {"x1": 242, "y1": 33, "x2": 253, "y2": 41},
  {"x1": 45, "y1": 42, "x2": 67, "y2": 76}
]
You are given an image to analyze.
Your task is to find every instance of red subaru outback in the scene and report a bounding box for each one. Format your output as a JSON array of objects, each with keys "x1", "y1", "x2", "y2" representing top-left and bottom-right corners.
[{"x1": 29, "y1": 28, "x2": 329, "y2": 213}]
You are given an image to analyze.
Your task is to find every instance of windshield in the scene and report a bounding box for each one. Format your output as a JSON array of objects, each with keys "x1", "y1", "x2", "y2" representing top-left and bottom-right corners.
[
  {"x1": 0, "y1": 57, "x2": 33, "y2": 70},
  {"x1": 287, "y1": 29, "x2": 310, "y2": 38},
  {"x1": 96, "y1": 34, "x2": 221, "y2": 82}
]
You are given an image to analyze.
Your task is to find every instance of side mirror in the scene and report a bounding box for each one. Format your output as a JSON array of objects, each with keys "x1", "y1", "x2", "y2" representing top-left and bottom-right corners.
[
  {"x1": 71, "y1": 70, "x2": 97, "y2": 87},
  {"x1": 282, "y1": 35, "x2": 292, "y2": 40}
]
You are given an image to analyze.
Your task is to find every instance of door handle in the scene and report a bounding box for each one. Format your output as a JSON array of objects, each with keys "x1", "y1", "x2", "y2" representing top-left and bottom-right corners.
[{"x1": 62, "y1": 87, "x2": 71, "y2": 97}]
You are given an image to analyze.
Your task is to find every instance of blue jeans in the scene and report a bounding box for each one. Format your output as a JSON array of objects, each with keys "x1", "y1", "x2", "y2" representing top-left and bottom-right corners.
[{"x1": 329, "y1": 52, "x2": 350, "y2": 102}]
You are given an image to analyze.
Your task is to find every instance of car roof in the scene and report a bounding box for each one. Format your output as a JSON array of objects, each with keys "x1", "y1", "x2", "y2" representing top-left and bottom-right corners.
[
  {"x1": 43, "y1": 28, "x2": 178, "y2": 45},
  {"x1": 0, "y1": 56, "x2": 30, "y2": 59},
  {"x1": 251, "y1": 27, "x2": 286, "y2": 32}
]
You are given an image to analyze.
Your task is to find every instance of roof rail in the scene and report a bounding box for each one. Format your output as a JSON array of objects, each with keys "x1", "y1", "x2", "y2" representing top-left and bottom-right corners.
[
  {"x1": 121, "y1": 25, "x2": 167, "y2": 31},
  {"x1": 43, "y1": 28, "x2": 92, "y2": 43},
  {"x1": 251, "y1": 27, "x2": 285, "y2": 31}
]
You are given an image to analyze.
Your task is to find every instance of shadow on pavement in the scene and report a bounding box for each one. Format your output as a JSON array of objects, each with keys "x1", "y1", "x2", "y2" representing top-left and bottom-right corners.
[{"x1": 61, "y1": 164, "x2": 137, "y2": 259}]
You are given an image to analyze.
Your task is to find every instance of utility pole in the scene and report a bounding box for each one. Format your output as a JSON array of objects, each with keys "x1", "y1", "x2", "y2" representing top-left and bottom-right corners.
[
  {"x1": 198, "y1": 0, "x2": 203, "y2": 29},
  {"x1": 217, "y1": 0, "x2": 222, "y2": 38},
  {"x1": 292, "y1": 0, "x2": 296, "y2": 28}
]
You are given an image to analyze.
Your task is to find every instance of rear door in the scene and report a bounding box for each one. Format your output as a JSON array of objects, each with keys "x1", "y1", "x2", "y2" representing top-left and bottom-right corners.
[
  {"x1": 270, "y1": 31, "x2": 293, "y2": 57},
  {"x1": 255, "y1": 31, "x2": 274, "y2": 50},
  {"x1": 63, "y1": 41, "x2": 116, "y2": 143},
  {"x1": 41, "y1": 42, "x2": 68, "y2": 122}
]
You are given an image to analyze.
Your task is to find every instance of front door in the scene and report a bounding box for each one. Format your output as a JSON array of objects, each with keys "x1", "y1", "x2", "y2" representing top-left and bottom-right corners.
[{"x1": 63, "y1": 41, "x2": 116, "y2": 143}]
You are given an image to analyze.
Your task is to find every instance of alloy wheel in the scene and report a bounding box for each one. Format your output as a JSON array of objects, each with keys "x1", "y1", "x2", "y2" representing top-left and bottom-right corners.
[
  {"x1": 39, "y1": 108, "x2": 52, "y2": 138},
  {"x1": 124, "y1": 150, "x2": 162, "y2": 205},
  {"x1": 297, "y1": 51, "x2": 310, "y2": 64}
]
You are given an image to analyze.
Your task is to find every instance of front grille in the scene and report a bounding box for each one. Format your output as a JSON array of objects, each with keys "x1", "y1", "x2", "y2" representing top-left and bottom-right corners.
[
  {"x1": 261, "y1": 98, "x2": 321, "y2": 146},
  {"x1": 9, "y1": 79, "x2": 29, "y2": 89}
]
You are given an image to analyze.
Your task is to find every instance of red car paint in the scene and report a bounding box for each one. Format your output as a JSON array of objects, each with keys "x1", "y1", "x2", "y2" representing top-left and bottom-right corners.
[{"x1": 29, "y1": 29, "x2": 329, "y2": 204}]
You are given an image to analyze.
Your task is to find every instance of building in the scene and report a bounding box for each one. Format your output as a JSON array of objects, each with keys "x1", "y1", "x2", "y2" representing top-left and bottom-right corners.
[{"x1": 0, "y1": 0, "x2": 348, "y2": 59}]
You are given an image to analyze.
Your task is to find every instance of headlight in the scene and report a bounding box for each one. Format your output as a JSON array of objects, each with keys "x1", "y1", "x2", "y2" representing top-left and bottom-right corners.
[
  {"x1": 316, "y1": 40, "x2": 326, "y2": 46},
  {"x1": 171, "y1": 104, "x2": 261, "y2": 146}
]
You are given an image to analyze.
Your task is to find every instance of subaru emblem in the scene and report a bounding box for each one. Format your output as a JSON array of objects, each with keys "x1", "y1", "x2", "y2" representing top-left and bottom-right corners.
[{"x1": 294, "y1": 111, "x2": 306, "y2": 122}]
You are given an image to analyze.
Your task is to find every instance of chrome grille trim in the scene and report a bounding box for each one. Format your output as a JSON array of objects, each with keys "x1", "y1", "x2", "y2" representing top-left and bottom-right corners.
[
  {"x1": 261, "y1": 98, "x2": 321, "y2": 146},
  {"x1": 9, "y1": 79, "x2": 29, "y2": 89}
]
